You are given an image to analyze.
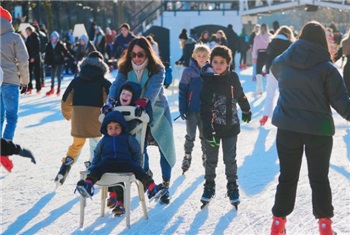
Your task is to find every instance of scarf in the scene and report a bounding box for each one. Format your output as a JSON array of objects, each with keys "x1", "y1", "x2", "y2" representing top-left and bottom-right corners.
[{"x1": 131, "y1": 58, "x2": 149, "y2": 83}]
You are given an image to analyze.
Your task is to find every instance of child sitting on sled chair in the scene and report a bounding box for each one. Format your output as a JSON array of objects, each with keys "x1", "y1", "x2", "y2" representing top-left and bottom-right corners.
[{"x1": 75, "y1": 110, "x2": 165, "y2": 213}]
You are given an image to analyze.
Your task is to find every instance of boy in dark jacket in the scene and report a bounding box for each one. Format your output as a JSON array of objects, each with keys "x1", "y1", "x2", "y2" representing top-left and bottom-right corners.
[
  {"x1": 179, "y1": 44, "x2": 210, "y2": 174},
  {"x1": 200, "y1": 45, "x2": 251, "y2": 209},
  {"x1": 75, "y1": 111, "x2": 167, "y2": 205}
]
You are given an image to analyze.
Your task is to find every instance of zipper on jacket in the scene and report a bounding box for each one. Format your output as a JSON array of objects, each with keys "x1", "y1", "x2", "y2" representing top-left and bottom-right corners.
[
  {"x1": 188, "y1": 91, "x2": 193, "y2": 107},
  {"x1": 113, "y1": 136, "x2": 117, "y2": 158},
  {"x1": 231, "y1": 85, "x2": 234, "y2": 99}
]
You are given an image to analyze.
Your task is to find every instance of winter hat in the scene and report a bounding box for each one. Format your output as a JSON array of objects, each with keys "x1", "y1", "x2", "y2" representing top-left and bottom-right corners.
[
  {"x1": 51, "y1": 31, "x2": 59, "y2": 39},
  {"x1": 79, "y1": 34, "x2": 89, "y2": 44},
  {"x1": 179, "y1": 29, "x2": 188, "y2": 40},
  {"x1": 0, "y1": 6, "x2": 12, "y2": 23},
  {"x1": 88, "y1": 51, "x2": 103, "y2": 60}
]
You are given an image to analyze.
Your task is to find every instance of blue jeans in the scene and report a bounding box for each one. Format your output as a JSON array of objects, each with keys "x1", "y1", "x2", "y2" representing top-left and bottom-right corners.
[
  {"x1": 0, "y1": 84, "x2": 19, "y2": 140},
  {"x1": 144, "y1": 147, "x2": 172, "y2": 182}
]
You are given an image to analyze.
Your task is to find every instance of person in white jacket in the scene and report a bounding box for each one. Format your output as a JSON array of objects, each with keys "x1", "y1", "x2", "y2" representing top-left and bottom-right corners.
[{"x1": 0, "y1": 7, "x2": 30, "y2": 140}]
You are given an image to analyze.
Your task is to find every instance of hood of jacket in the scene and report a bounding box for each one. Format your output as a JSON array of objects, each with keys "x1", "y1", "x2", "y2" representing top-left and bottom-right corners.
[
  {"x1": 0, "y1": 18, "x2": 13, "y2": 35},
  {"x1": 185, "y1": 37, "x2": 197, "y2": 45},
  {"x1": 200, "y1": 62, "x2": 229, "y2": 79},
  {"x1": 280, "y1": 39, "x2": 331, "y2": 70},
  {"x1": 188, "y1": 57, "x2": 201, "y2": 73},
  {"x1": 117, "y1": 81, "x2": 142, "y2": 106},
  {"x1": 101, "y1": 110, "x2": 127, "y2": 136},
  {"x1": 78, "y1": 56, "x2": 109, "y2": 81}
]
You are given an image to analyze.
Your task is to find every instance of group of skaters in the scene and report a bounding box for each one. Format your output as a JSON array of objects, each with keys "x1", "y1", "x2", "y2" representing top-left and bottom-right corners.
[
  {"x1": 1, "y1": 4, "x2": 350, "y2": 235},
  {"x1": 177, "y1": 21, "x2": 350, "y2": 234}
]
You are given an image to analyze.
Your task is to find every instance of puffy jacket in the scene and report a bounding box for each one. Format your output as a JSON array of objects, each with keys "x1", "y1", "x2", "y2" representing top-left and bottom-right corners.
[
  {"x1": 271, "y1": 39, "x2": 350, "y2": 136},
  {"x1": 200, "y1": 63, "x2": 251, "y2": 138},
  {"x1": 45, "y1": 41, "x2": 73, "y2": 65},
  {"x1": 0, "y1": 18, "x2": 29, "y2": 85},
  {"x1": 265, "y1": 35, "x2": 292, "y2": 73},
  {"x1": 61, "y1": 56, "x2": 111, "y2": 138},
  {"x1": 92, "y1": 111, "x2": 142, "y2": 165},
  {"x1": 179, "y1": 58, "x2": 203, "y2": 113}
]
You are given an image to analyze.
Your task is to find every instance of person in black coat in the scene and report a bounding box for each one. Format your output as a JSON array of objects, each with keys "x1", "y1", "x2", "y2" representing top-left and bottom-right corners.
[
  {"x1": 44, "y1": 31, "x2": 74, "y2": 95},
  {"x1": 199, "y1": 45, "x2": 251, "y2": 207},
  {"x1": 1, "y1": 138, "x2": 36, "y2": 172},
  {"x1": 226, "y1": 24, "x2": 240, "y2": 70},
  {"x1": 25, "y1": 26, "x2": 41, "y2": 94},
  {"x1": 111, "y1": 23, "x2": 136, "y2": 60},
  {"x1": 269, "y1": 21, "x2": 350, "y2": 235},
  {"x1": 334, "y1": 30, "x2": 350, "y2": 96},
  {"x1": 176, "y1": 29, "x2": 196, "y2": 67}
]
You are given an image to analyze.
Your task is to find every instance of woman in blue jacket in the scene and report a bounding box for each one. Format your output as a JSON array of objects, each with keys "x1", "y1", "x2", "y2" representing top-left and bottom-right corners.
[{"x1": 269, "y1": 21, "x2": 350, "y2": 235}]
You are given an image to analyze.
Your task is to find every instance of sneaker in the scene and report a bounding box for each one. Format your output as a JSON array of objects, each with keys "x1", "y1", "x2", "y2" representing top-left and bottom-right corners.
[
  {"x1": 201, "y1": 181, "x2": 215, "y2": 203},
  {"x1": 319, "y1": 218, "x2": 337, "y2": 235},
  {"x1": 160, "y1": 181, "x2": 170, "y2": 205},
  {"x1": 181, "y1": 154, "x2": 192, "y2": 172},
  {"x1": 75, "y1": 179, "x2": 94, "y2": 198},
  {"x1": 270, "y1": 216, "x2": 287, "y2": 235},
  {"x1": 202, "y1": 154, "x2": 206, "y2": 168},
  {"x1": 107, "y1": 196, "x2": 117, "y2": 208},
  {"x1": 46, "y1": 88, "x2": 54, "y2": 95},
  {"x1": 147, "y1": 183, "x2": 168, "y2": 200},
  {"x1": 227, "y1": 182, "x2": 240, "y2": 205},
  {"x1": 112, "y1": 201, "x2": 125, "y2": 216}
]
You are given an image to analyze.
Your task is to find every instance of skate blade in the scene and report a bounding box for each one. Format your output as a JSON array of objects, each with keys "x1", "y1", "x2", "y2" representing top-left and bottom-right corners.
[
  {"x1": 54, "y1": 174, "x2": 63, "y2": 191},
  {"x1": 200, "y1": 201, "x2": 210, "y2": 210},
  {"x1": 76, "y1": 185, "x2": 92, "y2": 199},
  {"x1": 231, "y1": 199, "x2": 240, "y2": 210},
  {"x1": 149, "y1": 189, "x2": 168, "y2": 202}
]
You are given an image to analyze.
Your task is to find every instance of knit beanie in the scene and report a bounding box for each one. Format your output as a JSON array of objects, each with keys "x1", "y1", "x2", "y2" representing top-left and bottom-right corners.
[
  {"x1": 179, "y1": 29, "x2": 188, "y2": 40},
  {"x1": 0, "y1": 6, "x2": 12, "y2": 23},
  {"x1": 51, "y1": 31, "x2": 59, "y2": 39}
]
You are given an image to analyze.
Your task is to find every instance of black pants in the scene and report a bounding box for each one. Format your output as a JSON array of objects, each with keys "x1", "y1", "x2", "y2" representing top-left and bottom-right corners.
[
  {"x1": 256, "y1": 50, "x2": 267, "y2": 74},
  {"x1": 28, "y1": 59, "x2": 42, "y2": 91},
  {"x1": 272, "y1": 129, "x2": 334, "y2": 219}
]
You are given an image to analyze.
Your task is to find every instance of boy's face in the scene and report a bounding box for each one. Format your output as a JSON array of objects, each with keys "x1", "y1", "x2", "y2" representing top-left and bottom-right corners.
[
  {"x1": 119, "y1": 89, "x2": 133, "y2": 106},
  {"x1": 107, "y1": 122, "x2": 122, "y2": 136},
  {"x1": 211, "y1": 56, "x2": 229, "y2": 75},
  {"x1": 194, "y1": 51, "x2": 209, "y2": 68}
]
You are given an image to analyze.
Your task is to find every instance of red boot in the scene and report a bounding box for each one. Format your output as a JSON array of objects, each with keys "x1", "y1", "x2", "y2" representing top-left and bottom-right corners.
[
  {"x1": 25, "y1": 89, "x2": 32, "y2": 95},
  {"x1": 319, "y1": 218, "x2": 337, "y2": 235},
  {"x1": 271, "y1": 216, "x2": 286, "y2": 235},
  {"x1": 260, "y1": 115, "x2": 269, "y2": 126},
  {"x1": 56, "y1": 88, "x2": 60, "y2": 96},
  {"x1": 46, "y1": 88, "x2": 54, "y2": 96}
]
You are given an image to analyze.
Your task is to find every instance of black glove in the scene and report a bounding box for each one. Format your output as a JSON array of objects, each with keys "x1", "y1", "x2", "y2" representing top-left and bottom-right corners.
[
  {"x1": 18, "y1": 148, "x2": 36, "y2": 164},
  {"x1": 180, "y1": 111, "x2": 187, "y2": 120},
  {"x1": 101, "y1": 98, "x2": 116, "y2": 114},
  {"x1": 207, "y1": 136, "x2": 219, "y2": 147},
  {"x1": 135, "y1": 105, "x2": 144, "y2": 117},
  {"x1": 19, "y1": 85, "x2": 27, "y2": 94},
  {"x1": 242, "y1": 111, "x2": 252, "y2": 123}
]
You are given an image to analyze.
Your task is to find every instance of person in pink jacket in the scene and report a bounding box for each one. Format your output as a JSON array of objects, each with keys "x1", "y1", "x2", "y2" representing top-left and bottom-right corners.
[{"x1": 251, "y1": 23, "x2": 271, "y2": 95}]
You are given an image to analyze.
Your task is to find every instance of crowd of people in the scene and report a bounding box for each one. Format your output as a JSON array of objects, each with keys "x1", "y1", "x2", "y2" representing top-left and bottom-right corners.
[{"x1": 1, "y1": 5, "x2": 350, "y2": 235}]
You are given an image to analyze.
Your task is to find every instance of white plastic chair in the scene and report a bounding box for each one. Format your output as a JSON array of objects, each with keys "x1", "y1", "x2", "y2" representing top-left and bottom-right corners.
[{"x1": 79, "y1": 106, "x2": 150, "y2": 228}]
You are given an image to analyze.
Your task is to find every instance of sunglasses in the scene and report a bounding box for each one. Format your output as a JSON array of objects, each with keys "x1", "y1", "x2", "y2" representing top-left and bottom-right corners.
[{"x1": 130, "y1": 52, "x2": 146, "y2": 59}]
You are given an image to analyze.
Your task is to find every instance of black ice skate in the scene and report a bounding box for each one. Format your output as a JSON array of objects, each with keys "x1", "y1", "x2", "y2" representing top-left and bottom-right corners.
[
  {"x1": 181, "y1": 154, "x2": 192, "y2": 174},
  {"x1": 227, "y1": 182, "x2": 240, "y2": 210},
  {"x1": 200, "y1": 181, "x2": 215, "y2": 209},
  {"x1": 75, "y1": 179, "x2": 94, "y2": 199},
  {"x1": 148, "y1": 184, "x2": 168, "y2": 202},
  {"x1": 54, "y1": 157, "x2": 74, "y2": 188}
]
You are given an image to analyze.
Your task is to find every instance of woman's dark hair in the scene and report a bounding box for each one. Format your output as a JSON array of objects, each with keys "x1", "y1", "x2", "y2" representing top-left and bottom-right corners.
[
  {"x1": 117, "y1": 36, "x2": 164, "y2": 75},
  {"x1": 210, "y1": 45, "x2": 232, "y2": 65},
  {"x1": 298, "y1": 21, "x2": 330, "y2": 52}
]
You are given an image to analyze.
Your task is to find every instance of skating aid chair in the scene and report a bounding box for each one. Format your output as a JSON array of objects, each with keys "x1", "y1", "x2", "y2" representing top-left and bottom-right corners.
[{"x1": 79, "y1": 106, "x2": 150, "y2": 228}]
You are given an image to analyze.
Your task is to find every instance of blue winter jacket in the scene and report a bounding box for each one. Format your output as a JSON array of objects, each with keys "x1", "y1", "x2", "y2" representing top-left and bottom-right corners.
[
  {"x1": 91, "y1": 111, "x2": 142, "y2": 166},
  {"x1": 179, "y1": 58, "x2": 203, "y2": 113},
  {"x1": 271, "y1": 39, "x2": 350, "y2": 136}
]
